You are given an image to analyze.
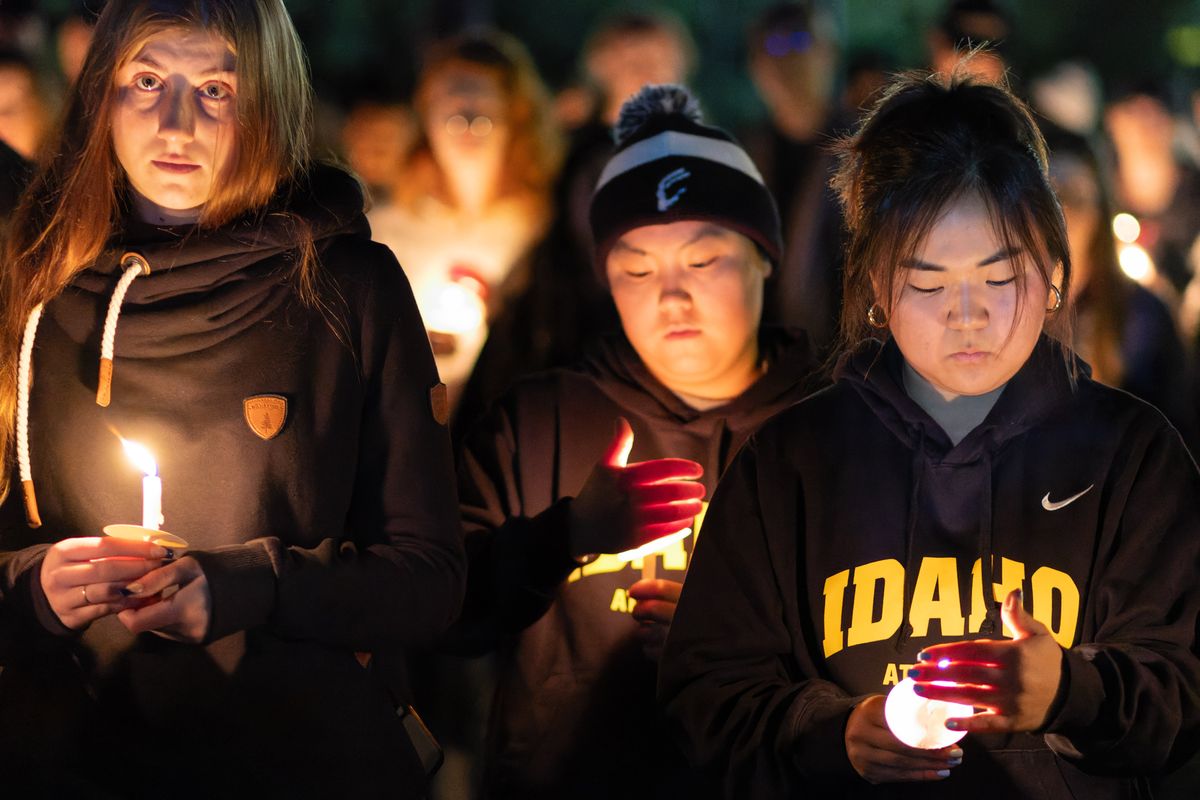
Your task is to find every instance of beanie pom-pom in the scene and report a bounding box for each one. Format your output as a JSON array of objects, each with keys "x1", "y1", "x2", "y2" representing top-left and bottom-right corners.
[{"x1": 613, "y1": 84, "x2": 703, "y2": 147}]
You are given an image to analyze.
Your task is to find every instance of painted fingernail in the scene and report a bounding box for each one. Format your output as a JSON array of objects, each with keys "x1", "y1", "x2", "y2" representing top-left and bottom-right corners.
[
  {"x1": 162, "y1": 548, "x2": 176, "y2": 561},
  {"x1": 946, "y1": 719, "x2": 962, "y2": 730},
  {"x1": 948, "y1": 758, "x2": 962, "y2": 767},
  {"x1": 908, "y1": 668, "x2": 921, "y2": 679},
  {"x1": 912, "y1": 683, "x2": 926, "y2": 695},
  {"x1": 949, "y1": 748, "x2": 963, "y2": 759},
  {"x1": 937, "y1": 770, "x2": 951, "y2": 778},
  {"x1": 917, "y1": 651, "x2": 930, "y2": 661},
  {"x1": 125, "y1": 582, "x2": 145, "y2": 595},
  {"x1": 118, "y1": 587, "x2": 134, "y2": 597}
]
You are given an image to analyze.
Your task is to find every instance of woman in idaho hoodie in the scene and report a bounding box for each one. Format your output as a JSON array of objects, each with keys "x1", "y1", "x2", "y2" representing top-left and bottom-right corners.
[
  {"x1": 452, "y1": 85, "x2": 817, "y2": 798},
  {"x1": 0, "y1": 1, "x2": 464, "y2": 796},
  {"x1": 660, "y1": 73, "x2": 1200, "y2": 799}
]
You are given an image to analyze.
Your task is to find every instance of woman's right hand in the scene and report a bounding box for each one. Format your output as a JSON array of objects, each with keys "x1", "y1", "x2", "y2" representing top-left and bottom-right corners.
[
  {"x1": 39, "y1": 537, "x2": 169, "y2": 630},
  {"x1": 845, "y1": 695, "x2": 962, "y2": 784},
  {"x1": 568, "y1": 417, "x2": 704, "y2": 559}
]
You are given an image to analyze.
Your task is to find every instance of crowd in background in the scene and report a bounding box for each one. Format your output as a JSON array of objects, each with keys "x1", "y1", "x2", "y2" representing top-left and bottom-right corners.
[{"x1": 1, "y1": 1, "x2": 1200, "y2": 796}]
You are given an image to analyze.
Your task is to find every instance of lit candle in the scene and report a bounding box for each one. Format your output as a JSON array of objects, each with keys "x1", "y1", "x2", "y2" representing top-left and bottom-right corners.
[
  {"x1": 884, "y1": 675, "x2": 972, "y2": 749},
  {"x1": 617, "y1": 528, "x2": 693, "y2": 581},
  {"x1": 121, "y1": 438, "x2": 163, "y2": 531}
]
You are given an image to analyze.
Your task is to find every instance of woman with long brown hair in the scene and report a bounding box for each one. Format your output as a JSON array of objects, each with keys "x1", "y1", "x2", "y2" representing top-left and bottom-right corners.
[
  {"x1": 368, "y1": 30, "x2": 562, "y2": 408},
  {"x1": 0, "y1": 1, "x2": 463, "y2": 795}
]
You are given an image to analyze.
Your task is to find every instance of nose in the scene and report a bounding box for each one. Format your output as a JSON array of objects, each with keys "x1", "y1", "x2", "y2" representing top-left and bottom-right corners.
[
  {"x1": 658, "y1": 267, "x2": 693, "y2": 310},
  {"x1": 157, "y1": 82, "x2": 195, "y2": 145},
  {"x1": 947, "y1": 280, "x2": 987, "y2": 330}
]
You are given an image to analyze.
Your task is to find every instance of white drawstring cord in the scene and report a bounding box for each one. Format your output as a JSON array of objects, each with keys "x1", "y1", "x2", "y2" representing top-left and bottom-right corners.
[
  {"x1": 96, "y1": 253, "x2": 149, "y2": 407},
  {"x1": 18, "y1": 303, "x2": 44, "y2": 528}
]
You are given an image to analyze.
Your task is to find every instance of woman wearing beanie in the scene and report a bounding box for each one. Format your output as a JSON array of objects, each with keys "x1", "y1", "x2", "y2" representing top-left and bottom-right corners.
[
  {"x1": 659, "y1": 72, "x2": 1200, "y2": 798},
  {"x1": 449, "y1": 85, "x2": 819, "y2": 798},
  {"x1": 0, "y1": 1, "x2": 463, "y2": 796}
]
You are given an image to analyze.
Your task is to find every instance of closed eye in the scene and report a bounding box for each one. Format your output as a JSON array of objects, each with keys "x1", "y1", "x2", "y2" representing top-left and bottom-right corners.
[
  {"x1": 907, "y1": 284, "x2": 942, "y2": 295},
  {"x1": 688, "y1": 257, "x2": 717, "y2": 269},
  {"x1": 987, "y1": 277, "x2": 1016, "y2": 287}
]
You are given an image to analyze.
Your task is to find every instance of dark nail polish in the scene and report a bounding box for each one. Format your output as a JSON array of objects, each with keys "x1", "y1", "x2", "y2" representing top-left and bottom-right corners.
[
  {"x1": 946, "y1": 719, "x2": 961, "y2": 730},
  {"x1": 163, "y1": 548, "x2": 176, "y2": 561},
  {"x1": 908, "y1": 668, "x2": 921, "y2": 679},
  {"x1": 119, "y1": 587, "x2": 134, "y2": 597},
  {"x1": 917, "y1": 651, "x2": 930, "y2": 662},
  {"x1": 948, "y1": 758, "x2": 962, "y2": 767},
  {"x1": 912, "y1": 683, "x2": 926, "y2": 695}
]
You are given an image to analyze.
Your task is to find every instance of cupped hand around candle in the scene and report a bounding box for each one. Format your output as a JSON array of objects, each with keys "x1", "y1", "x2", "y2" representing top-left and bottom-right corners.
[
  {"x1": 39, "y1": 536, "x2": 170, "y2": 630},
  {"x1": 909, "y1": 589, "x2": 1064, "y2": 733},
  {"x1": 117, "y1": 556, "x2": 210, "y2": 643},
  {"x1": 629, "y1": 578, "x2": 682, "y2": 661},
  {"x1": 568, "y1": 417, "x2": 705, "y2": 559},
  {"x1": 845, "y1": 695, "x2": 963, "y2": 783}
]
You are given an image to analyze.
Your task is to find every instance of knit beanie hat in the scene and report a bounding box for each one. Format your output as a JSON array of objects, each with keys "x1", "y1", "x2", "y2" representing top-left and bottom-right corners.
[{"x1": 590, "y1": 84, "x2": 782, "y2": 272}]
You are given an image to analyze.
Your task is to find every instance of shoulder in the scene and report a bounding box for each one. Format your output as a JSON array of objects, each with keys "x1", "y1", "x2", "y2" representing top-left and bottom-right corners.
[{"x1": 1053, "y1": 375, "x2": 1188, "y2": 453}]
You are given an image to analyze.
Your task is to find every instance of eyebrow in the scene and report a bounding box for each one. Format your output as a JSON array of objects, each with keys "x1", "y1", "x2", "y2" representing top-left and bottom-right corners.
[
  {"x1": 683, "y1": 224, "x2": 730, "y2": 247},
  {"x1": 902, "y1": 246, "x2": 1023, "y2": 271},
  {"x1": 611, "y1": 240, "x2": 646, "y2": 256},
  {"x1": 131, "y1": 53, "x2": 236, "y2": 76}
]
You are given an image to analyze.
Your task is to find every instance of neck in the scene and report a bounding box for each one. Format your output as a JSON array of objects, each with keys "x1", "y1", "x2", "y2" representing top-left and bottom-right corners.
[
  {"x1": 655, "y1": 348, "x2": 764, "y2": 411},
  {"x1": 132, "y1": 193, "x2": 201, "y2": 226},
  {"x1": 443, "y1": 158, "x2": 501, "y2": 217}
]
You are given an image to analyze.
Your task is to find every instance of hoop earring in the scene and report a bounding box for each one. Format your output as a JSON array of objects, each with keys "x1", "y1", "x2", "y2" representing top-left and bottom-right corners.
[
  {"x1": 1046, "y1": 284, "x2": 1063, "y2": 313},
  {"x1": 867, "y1": 302, "x2": 888, "y2": 329}
]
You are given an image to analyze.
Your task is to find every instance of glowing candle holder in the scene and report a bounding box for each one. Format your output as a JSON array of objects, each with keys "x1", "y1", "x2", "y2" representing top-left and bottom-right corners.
[
  {"x1": 103, "y1": 439, "x2": 188, "y2": 552},
  {"x1": 884, "y1": 676, "x2": 972, "y2": 749}
]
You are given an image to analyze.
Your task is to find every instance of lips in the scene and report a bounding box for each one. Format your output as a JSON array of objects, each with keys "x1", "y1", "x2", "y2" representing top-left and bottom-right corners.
[
  {"x1": 664, "y1": 328, "x2": 701, "y2": 339},
  {"x1": 950, "y1": 351, "x2": 988, "y2": 363},
  {"x1": 152, "y1": 160, "x2": 200, "y2": 174}
]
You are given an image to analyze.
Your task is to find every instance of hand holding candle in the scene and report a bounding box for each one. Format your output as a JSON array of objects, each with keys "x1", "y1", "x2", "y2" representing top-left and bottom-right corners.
[
  {"x1": 909, "y1": 589, "x2": 1064, "y2": 735},
  {"x1": 567, "y1": 417, "x2": 704, "y2": 564},
  {"x1": 845, "y1": 695, "x2": 964, "y2": 784}
]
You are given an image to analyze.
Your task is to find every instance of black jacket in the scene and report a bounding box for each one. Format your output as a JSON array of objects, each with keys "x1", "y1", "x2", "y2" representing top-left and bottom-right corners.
[
  {"x1": 455, "y1": 329, "x2": 816, "y2": 799},
  {"x1": 660, "y1": 336, "x2": 1200, "y2": 799},
  {"x1": 0, "y1": 166, "x2": 465, "y2": 798}
]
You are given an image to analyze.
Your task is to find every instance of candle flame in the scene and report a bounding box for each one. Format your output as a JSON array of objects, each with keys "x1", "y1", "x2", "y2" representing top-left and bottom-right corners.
[{"x1": 120, "y1": 438, "x2": 158, "y2": 477}]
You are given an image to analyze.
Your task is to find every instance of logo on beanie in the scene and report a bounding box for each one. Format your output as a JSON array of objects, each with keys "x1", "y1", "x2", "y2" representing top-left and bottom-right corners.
[{"x1": 656, "y1": 167, "x2": 691, "y2": 212}]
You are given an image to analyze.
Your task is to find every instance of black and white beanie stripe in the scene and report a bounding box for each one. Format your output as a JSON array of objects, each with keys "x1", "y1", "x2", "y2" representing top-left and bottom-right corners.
[{"x1": 590, "y1": 85, "x2": 782, "y2": 271}]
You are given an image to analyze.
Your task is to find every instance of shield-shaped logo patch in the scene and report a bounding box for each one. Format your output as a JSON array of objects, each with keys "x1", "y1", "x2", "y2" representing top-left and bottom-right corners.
[{"x1": 244, "y1": 394, "x2": 288, "y2": 440}]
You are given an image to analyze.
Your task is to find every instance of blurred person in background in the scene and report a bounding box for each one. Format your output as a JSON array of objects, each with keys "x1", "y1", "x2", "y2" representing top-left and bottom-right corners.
[
  {"x1": 369, "y1": 30, "x2": 562, "y2": 409},
  {"x1": 1104, "y1": 82, "x2": 1200, "y2": 297},
  {"x1": 841, "y1": 48, "x2": 893, "y2": 116},
  {"x1": 927, "y1": 0, "x2": 1010, "y2": 85},
  {"x1": 340, "y1": 95, "x2": 416, "y2": 206},
  {"x1": 1044, "y1": 124, "x2": 1196, "y2": 451},
  {"x1": 452, "y1": 12, "x2": 696, "y2": 445},
  {"x1": 0, "y1": 49, "x2": 48, "y2": 162},
  {"x1": 55, "y1": 4, "x2": 98, "y2": 87},
  {"x1": 742, "y1": 0, "x2": 845, "y2": 351}
]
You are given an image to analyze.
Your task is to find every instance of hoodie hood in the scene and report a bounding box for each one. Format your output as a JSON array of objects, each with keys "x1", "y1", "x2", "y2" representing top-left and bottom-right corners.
[
  {"x1": 51, "y1": 164, "x2": 367, "y2": 360},
  {"x1": 835, "y1": 334, "x2": 1082, "y2": 646}
]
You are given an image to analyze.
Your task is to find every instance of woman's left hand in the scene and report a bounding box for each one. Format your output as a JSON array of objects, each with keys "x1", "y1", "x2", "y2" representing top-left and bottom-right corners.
[
  {"x1": 117, "y1": 556, "x2": 211, "y2": 643},
  {"x1": 629, "y1": 578, "x2": 682, "y2": 661},
  {"x1": 909, "y1": 589, "x2": 1063, "y2": 733}
]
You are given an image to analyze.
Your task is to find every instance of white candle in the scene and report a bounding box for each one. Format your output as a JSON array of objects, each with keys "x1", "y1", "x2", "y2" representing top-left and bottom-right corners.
[
  {"x1": 884, "y1": 676, "x2": 972, "y2": 749},
  {"x1": 121, "y1": 439, "x2": 163, "y2": 532}
]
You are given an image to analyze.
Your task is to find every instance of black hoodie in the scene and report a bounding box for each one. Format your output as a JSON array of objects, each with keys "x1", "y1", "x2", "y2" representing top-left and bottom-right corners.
[
  {"x1": 454, "y1": 328, "x2": 816, "y2": 799},
  {"x1": 660, "y1": 336, "x2": 1200, "y2": 799},
  {"x1": 0, "y1": 166, "x2": 465, "y2": 798}
]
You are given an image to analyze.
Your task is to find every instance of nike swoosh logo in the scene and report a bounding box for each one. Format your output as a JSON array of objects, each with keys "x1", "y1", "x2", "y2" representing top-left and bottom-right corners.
[{"x1": 1042, "y1": 485, "x2": 1094, "y2": 511}]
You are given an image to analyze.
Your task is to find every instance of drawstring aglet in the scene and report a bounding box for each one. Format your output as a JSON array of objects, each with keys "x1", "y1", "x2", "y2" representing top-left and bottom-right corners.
[
  {"x1": 95, "y1": 252, "x2": 149, "y2": 407},
  {"x1": 22, "y1": 479, "x2": 41, "y2": 528},
  {"x1": 96, "y1": 358, "x2": 113, "y2": 407}
]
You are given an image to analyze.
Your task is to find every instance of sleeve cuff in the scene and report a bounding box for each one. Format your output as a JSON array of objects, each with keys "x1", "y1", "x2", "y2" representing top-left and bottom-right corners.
[
  {"x1": 788, "y1": 690, "x2": 864, "y2": 781},
  {"x1": 190, "y1": 543, "x2": 278, "y2": 643},
  {"x1": 24, "y1": 554, "x2": 75, "y2": 637},
  {"x1": 1043, "y1": 646, "x2": 1105, "y2": 733}
]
